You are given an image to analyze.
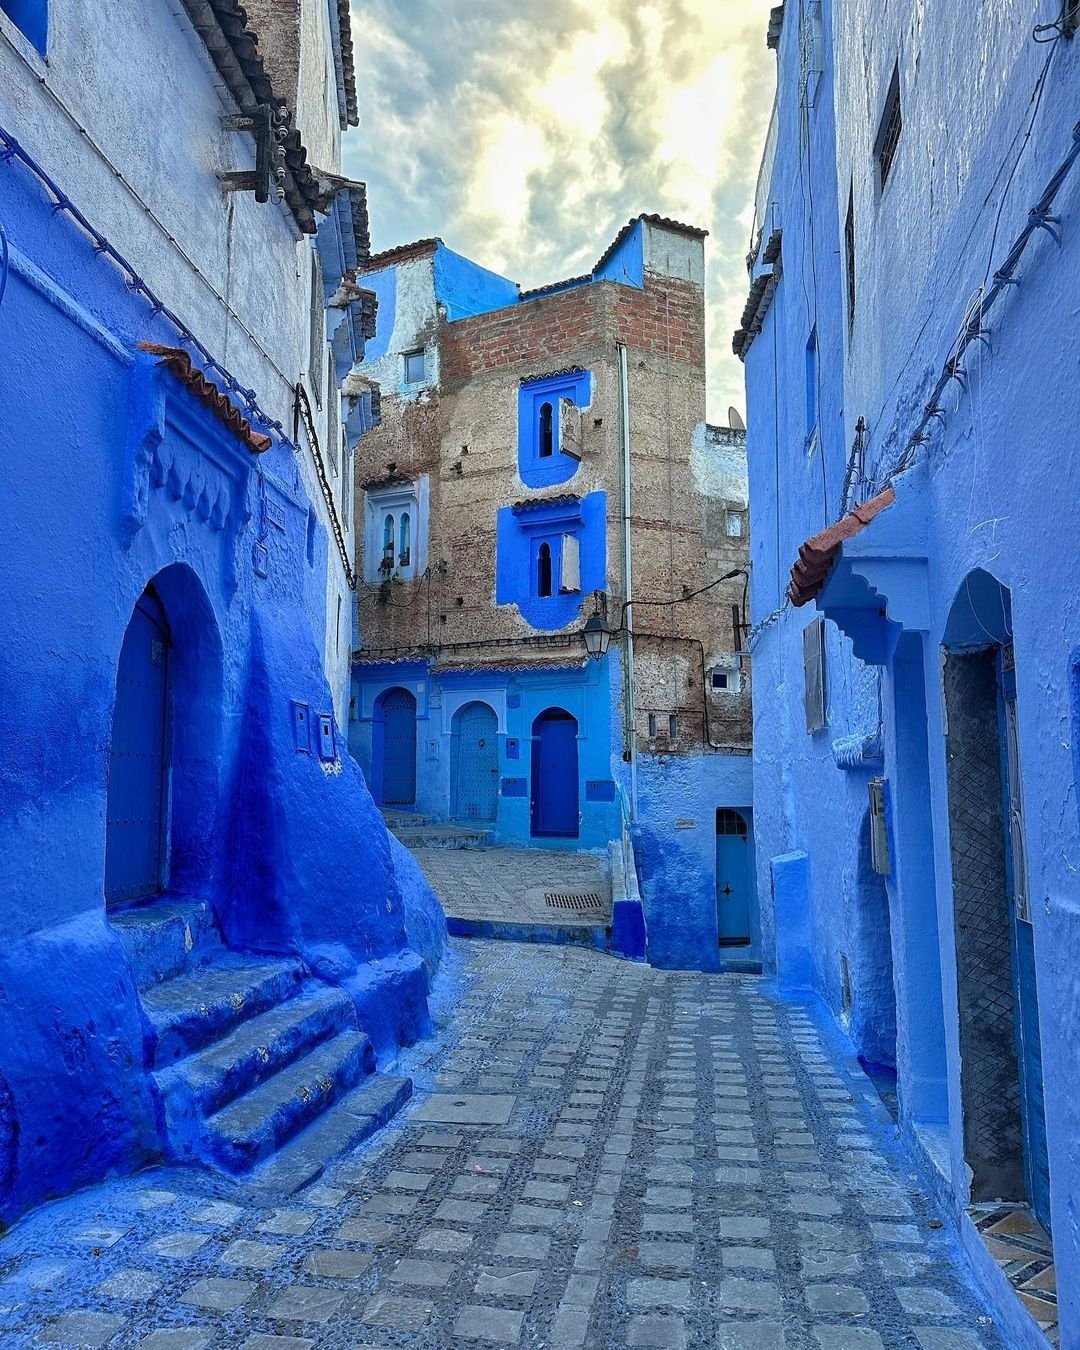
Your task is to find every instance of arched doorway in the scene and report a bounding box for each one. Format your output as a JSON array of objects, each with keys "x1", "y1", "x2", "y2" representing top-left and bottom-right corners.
[
  {"x1": 531, "y1": 708, "x2": 578, "y2": 838},
  {"x1": 377, "y1": 687, "x2": 417, "y2": 807},
  {"x1": 105, "y1": 586, "x2": 171, "y2": 905},
  {"x1": 451, "y1": 702, "x2": 498, "y2": 822},
  {"x1": 715, "y1": 808, "x2": 752, "y2": 947},
  {"x1": 942, "y1": 570, "x2": 1050, "y2": 1230}
]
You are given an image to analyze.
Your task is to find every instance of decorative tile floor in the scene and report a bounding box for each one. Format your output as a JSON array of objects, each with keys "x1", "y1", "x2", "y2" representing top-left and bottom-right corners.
[
  {"x1": 0, "y1": 939, "x2": 1007, "y2": 1347},
  {"x1": 970, "y1": 1203, "x2": 1057, "y2": 1346}
]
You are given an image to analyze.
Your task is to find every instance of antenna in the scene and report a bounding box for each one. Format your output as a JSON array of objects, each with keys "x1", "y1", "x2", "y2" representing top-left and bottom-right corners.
[{"x1": 728, "y1": 406, "x2": 746, "y2": 431}]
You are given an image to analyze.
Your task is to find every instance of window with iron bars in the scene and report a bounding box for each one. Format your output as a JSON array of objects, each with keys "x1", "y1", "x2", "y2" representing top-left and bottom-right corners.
[
  {"x1": 874, "y1": 64, "x2": 903, "y2": 192},
  {"x1": 844, "y1": 186, "x2": 856, "y2": 330}
]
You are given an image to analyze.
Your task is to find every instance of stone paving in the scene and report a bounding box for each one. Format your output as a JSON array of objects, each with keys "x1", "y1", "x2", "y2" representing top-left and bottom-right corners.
[
  {"x1": 0, "y1": 939, "x2": 1004, "y2": 1349},
  {"x1": 413, "y1": 849, "x2": 612, "y2": 928}
]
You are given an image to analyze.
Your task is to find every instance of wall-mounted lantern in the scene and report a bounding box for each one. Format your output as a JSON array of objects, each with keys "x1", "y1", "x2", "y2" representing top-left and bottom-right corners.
[{"x1": 583, "y1": 610, "x2": 611, "y2": 661}]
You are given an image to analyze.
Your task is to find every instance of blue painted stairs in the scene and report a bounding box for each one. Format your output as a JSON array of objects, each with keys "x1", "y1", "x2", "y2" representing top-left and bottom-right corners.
[{"x1": 111, "y1": 899, "x2": 411, "y2": 1190}]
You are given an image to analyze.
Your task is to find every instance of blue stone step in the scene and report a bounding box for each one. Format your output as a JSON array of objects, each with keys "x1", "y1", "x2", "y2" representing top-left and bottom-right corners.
[
  {"x1": 109, "y1": 897, "x2": 223, "y2": 982},
  {"x1": 139, "y1": 953, "x2": 306, "y2": 1065},
  {"x1": 202, "y1": 1029, "x2": 374, "y2": 1173},
  {"x1": 154, "y1": 982, "x2": 359, "y2": 1123},
  {"x1": 248, "y1": 1074, "x2": 413, "y2": 1196}
]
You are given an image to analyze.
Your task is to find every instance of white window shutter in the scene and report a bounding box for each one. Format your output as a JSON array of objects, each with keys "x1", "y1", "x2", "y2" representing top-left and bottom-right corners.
[
  {"x1": 559, "y1": 398, "x2": 583, "y2": 460},
  {"x1": 560, "y1": 533, "x2": 581, "y2": 593}
]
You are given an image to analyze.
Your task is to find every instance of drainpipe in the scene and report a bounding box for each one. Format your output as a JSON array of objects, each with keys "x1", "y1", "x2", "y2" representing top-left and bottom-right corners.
[{"x1": 618, "y1": 342, "x2": 638, "y2": 821}]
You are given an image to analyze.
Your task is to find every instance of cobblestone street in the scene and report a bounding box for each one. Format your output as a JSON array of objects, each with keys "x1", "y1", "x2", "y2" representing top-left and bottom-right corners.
[
  {"x1": 412, "y1": 850, "x2": 612, "y2": 932},
  {"x1": 1, "y1": 940, "x2": 1001, "y2": 1349}
]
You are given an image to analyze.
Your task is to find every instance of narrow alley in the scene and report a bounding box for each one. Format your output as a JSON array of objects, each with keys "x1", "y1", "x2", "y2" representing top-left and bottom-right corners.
[{"x1": 3, "y1": 938, "x2": 998, "y2": 1350}]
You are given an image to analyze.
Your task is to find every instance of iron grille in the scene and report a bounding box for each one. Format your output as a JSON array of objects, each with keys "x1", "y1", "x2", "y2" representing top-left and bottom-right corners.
[
  {"x1": 716, "y1": 809, "x2": 748, "y2": 839},
  {"x1": 545, "y1": 892, "x2": 604, "y2": 912},
  {"x1": 844, "y1": 188, "x2": 856, "y2": 328},
  {"x1": 875, "y1": 65, "x2": 903, "y2": 190},
  {"x1": 868, "y1": 777, "x2": 891, "y2": 875}
]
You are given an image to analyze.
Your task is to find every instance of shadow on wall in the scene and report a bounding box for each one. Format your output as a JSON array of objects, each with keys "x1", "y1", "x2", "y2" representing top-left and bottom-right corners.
[{"x1": 847, "y1": 810, "x2": 897, "y2": 1073}]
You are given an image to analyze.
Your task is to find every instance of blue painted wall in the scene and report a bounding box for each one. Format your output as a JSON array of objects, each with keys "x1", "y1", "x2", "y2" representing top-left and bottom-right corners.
[
  {"x1": 0, "y1": 127, "x2": 440, "y2": 1225},
  {"x1": 432, "y1": 242, "x2": 520, "y2": 321},
  {"x1": 634, "y1": 752, "x2": 755, "y2": 970},
  {"x1": 744, "y1": 1, "x2": 1080, "y2": 1340},
  {"x1": 495, "y1": 491, "x2": 606, "y2": 631},
  {"x1": 351, "y1": 657, "x2": 619, "y2": 851}
]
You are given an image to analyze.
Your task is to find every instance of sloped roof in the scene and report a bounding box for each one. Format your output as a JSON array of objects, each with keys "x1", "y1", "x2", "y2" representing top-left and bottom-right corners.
[
  {"x1": 139, "y1": 343, "x2": 272, "y2": 453},
  {"x1": 788, "y1": 486, "x2": 896, "y2": 607},
  {"x1": 178, "y1": 0, "x2": 328, "y2": 234}
]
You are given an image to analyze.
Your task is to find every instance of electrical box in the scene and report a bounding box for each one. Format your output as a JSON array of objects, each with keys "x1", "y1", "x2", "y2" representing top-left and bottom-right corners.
[
  {"x1": 291, "y1": 701, "x2": 311, "y2": 754},
  {"x1": 506, "y1": 737, "x2": 519, "y2": 760},
  {"x1": 317, "y1": 713, "x2": 336, "y2": 762},
  {"x1": 868, "y1": 777, "x2": 891, "y2": 875}
]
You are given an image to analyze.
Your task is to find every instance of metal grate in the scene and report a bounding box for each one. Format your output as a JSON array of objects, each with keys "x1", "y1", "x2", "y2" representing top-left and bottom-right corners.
[
  {"x1": 875, "y1": 65, "x2": 903, "y2": 190},
  {"x1": 844, "y1": 187, "x2": 856, "y2": 328},
  {"x1": 943, "y1": 649, "x2": 1024, "y2": 1202},
  {"x1": 545, "y1": 891, "x2": 604, "y2": 912}
]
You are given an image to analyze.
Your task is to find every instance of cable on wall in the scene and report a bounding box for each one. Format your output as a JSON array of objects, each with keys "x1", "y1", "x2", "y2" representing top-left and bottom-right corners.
[{"x1": 0, "y1": 123, "x2": 289, "y2": 442}]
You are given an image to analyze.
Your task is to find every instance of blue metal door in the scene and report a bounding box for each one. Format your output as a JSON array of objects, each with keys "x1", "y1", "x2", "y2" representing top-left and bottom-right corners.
[
  {"x1": 380, "y1": 688, "x2": 417, "y2": 806},
  {"x1": 453, "y1": 703, "x2": 498, "y2": 821},
  {"x1": 105, "y1": 590, "x2": 169, "y2": 905},
  {"x1": 716, "y1": 809, "x2": 752, "y2": 946},
  {"x1": 1002, "y1": 659, "x2": 1051, "y2": 1230},
  {"x1": 531, "y1": 709, "x2": 579, "y2": 838}
]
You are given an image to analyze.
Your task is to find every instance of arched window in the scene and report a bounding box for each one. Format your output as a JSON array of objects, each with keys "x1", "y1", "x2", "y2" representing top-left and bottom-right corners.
[
  {"x1": 399, "y1": 512, "x2": 411, "y2": 567},
  {"x1": 381, "y1": 513, "x2": 395, "y2": 571},
  {"x1": 538, "y1": 401, "x2": 554, "y2": 457},
  {"x1": 537, "y1": 542, "x2": 553, "y2": 597}
]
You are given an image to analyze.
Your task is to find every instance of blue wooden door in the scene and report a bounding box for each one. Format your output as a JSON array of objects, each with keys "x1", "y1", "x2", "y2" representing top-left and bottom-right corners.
[
  {"x1": 453, "y1": 703, "x2": 498, "y2": 821},
  {"x1": 105, "y1": 591, "x2": 169, "y2": 905},
  {"x1": 380, "y1": 688, "x2": 417, "y2": 806},
  {"x1": 531, "y1": 709, "x2": 578, "y2": 838},
  {"x1": 1002, "y1": 663, "x2": 1051, "y2": 1230},
  {"x1": 716, "y1": 809, "x2": 752, "y2": 946}
]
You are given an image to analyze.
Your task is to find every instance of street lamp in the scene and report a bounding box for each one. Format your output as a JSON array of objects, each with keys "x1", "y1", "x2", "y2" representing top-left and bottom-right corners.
[{"x1": 582, "y1": 610, "x2": 611, "y2": 660}]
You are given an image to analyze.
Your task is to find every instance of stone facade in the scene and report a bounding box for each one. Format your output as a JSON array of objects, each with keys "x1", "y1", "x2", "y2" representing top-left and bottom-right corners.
[{"x1": 349, "y1": 217, "x2": 755, "y2": 970}]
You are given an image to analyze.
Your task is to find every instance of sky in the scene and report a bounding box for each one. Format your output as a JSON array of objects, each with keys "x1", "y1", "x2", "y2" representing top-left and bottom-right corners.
[{"x1": 342, "y1": 1, "x2": 778, "y2": 423}]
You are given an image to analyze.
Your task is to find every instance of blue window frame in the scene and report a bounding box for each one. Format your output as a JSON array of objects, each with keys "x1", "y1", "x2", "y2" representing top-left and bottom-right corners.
[
  {"x1": 2, "y1": 0, "x2": 47, "y2": 52},
  {"x1": 518, "y1": 368, "x2": 590, "y2": 488}
]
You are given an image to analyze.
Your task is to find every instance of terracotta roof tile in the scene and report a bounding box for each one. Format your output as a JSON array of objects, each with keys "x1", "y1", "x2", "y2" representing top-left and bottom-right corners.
[
  {"x1": 360, "y1": 237, "x2": 441, "y2": 272},
  {"x1": 138, "y1": 343, "x2": 272, "y2": 453},
  {"x1": 788, "y1": 485, "x2": 895, "y2": 607},
  {"x1": 334, "y1": 0, "x2": 358, "y2": 127}
]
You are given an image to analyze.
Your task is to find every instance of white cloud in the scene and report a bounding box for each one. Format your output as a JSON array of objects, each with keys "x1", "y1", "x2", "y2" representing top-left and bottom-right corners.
[{"x1": 345, "y1": 0, "x2": 777, "y2": 419}]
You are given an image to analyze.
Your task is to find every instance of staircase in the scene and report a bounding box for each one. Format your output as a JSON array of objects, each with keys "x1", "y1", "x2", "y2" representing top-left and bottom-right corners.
[
  {"x1": 111, "y1": 898, "x2": 411, "y2": 1192},
  {"x1": 382, "y1": 809, "x2": 494, "y2": 850}
]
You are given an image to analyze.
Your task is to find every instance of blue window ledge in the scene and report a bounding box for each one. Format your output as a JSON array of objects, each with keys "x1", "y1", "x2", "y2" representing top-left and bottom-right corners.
[{"x1": 496, "y1": 491, "x2": 607, "y2": 632}]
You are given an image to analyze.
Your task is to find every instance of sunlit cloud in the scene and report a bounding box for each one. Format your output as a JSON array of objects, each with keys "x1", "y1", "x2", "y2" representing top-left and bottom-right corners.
[{"x1": 344, "y1": 0, "x2": 777, "y2": 419}]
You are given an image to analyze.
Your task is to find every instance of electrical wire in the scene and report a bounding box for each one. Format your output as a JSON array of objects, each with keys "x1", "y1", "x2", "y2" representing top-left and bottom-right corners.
[
  {"x1": 0, "y1": 123, "x2": 288, "y2": 441},
  {"x1": 0, "y1": 221, "x2": 8, "y2": 311}
]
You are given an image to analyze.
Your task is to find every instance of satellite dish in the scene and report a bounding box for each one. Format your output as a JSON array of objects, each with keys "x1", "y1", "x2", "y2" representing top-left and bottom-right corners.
[{"x1": 728, "y1": 406, "x2": 746, "y2": 431}]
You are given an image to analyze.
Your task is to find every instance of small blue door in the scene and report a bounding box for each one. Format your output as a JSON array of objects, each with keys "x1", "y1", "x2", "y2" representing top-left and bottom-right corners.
[
  {"x1": 531, "y1": 708, "x2": 579, "y2": 838},
  {"x1": 105, "y1": 589, "x2": 170, "y2": 905},
  {"x1": 380, "y1": 688, "x2": 417, "y2": 806},
  {"x1": 716, "y1": 808, "x2": 752, "y2": 946},
  {"x1": 453, "y1": 703, "x2": 498, "y2": 821}
]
